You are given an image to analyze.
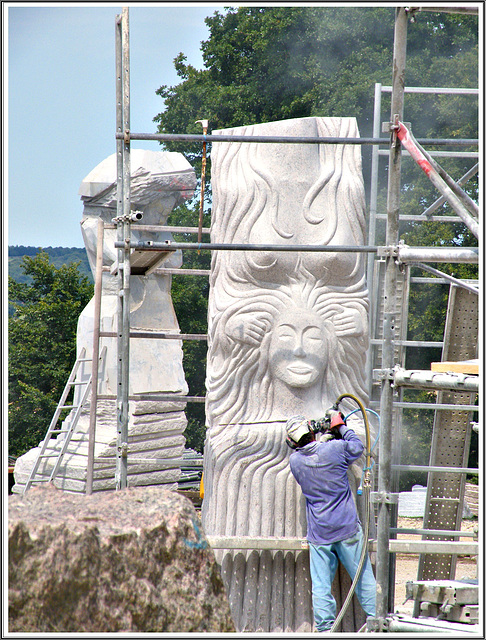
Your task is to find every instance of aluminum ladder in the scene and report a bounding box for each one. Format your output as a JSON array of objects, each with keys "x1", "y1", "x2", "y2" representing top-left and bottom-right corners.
[{"x1": 22, "y1": 346, "x2": 105, "y2": 494}]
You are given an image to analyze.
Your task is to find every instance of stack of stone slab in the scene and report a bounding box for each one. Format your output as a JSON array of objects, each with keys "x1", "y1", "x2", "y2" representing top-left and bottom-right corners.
[
  {"x1": 12, "y1": 398, "x2": 187, "y2": 494},
  {"x1": 465, "y1": 483, "x2": 478, "y2": 517}
]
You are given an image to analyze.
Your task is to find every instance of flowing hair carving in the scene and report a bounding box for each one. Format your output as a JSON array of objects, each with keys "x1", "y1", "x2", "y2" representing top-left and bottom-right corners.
[
  {"x1": 206, "y1": 266, "x2": 368, "y2": 428},
  {"x1": 210, "y1": 117, "x2": 367, "y2": 285}
]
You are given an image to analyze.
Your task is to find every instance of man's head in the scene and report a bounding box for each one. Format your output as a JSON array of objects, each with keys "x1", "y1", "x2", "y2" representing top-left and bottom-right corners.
[{"x1": 286, "y1": 415, "x2": 315, "y2": 449}]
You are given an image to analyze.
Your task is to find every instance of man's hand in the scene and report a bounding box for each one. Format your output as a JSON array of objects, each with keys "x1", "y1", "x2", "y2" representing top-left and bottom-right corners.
[
  {"x1": 225, "y1": 312, "x2": 270, "y2": 346},
  {"x1": 326, "y1": 410, "x2": 346, "y2": 439},
  {"x1": 326, "y1": 410, "x2": 345, "y2": 427}
]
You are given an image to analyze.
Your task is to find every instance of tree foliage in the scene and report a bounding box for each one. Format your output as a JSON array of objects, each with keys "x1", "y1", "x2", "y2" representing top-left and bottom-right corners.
[
  {"x1": 166, "y1": 204, "x2": 211, "y2": 452},
  {"x1": 154, "y1": 7, "x2": 477, "y2": 177},
  {"x1": 8, "y1": 252, "x2": 93, "y2": 457},
  {"x1": 9, "y1": 246, "x2": 93, "y2": 285}
]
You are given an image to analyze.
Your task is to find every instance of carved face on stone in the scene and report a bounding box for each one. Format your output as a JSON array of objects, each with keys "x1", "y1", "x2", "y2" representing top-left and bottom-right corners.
[{"x1": 268, "y1": 307, "x2": 329, "y2": 389}]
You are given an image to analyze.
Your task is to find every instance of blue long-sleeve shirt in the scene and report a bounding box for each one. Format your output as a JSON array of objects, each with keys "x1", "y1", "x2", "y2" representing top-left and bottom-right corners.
[{"x1": 289, "y1": 426, "x2": 364, "y2": 544}]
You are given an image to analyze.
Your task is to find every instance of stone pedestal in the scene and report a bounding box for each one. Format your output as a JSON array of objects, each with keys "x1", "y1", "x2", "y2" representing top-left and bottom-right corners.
[{"x1": 13, "y1": 400, "x2": 187, "y2": 494}]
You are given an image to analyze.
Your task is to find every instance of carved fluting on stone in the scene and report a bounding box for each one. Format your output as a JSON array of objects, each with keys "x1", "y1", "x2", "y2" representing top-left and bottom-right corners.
[
  {"x1": 202, "y1": 422, "x2": 312, "y2": 632},
  {"x1": 202, "y1": 117, "x2": 374, "y2": 632},
  {"x1": 12, "y1": 150, "x2": 196, "y2": 495}
]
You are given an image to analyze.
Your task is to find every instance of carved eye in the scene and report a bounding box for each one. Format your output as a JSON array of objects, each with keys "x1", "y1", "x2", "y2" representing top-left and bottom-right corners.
[
  {"x1": 303, "y1": 327, "x2": 323, "y2": 342},
  {"x1": 275, "y1": 324, "x2": 296, "y2": 341}
]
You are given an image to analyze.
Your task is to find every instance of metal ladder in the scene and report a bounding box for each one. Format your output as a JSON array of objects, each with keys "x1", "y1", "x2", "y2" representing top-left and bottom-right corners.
[
  {"x1": 22, "y1": 346, "x2": 105, "y2": 494},
  {"x1": 417, "y1": 284, "x2": 478, "y2": 583}
]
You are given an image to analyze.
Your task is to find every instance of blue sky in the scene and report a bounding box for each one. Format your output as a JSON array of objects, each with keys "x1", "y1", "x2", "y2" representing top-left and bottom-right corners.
[{"x1": 5, "y1": 3, "x2": 222, "y2": 248}]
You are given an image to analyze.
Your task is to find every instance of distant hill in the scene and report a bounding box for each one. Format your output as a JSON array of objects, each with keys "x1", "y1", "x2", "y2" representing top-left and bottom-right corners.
[{"x1": 8, "y1": 246, "x2": 93, "y2": 284}]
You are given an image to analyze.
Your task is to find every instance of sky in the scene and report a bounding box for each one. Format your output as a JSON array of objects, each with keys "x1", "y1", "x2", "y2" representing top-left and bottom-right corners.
[{"x1": 5, "y1": 3, "x2": 223, "y2": 249}]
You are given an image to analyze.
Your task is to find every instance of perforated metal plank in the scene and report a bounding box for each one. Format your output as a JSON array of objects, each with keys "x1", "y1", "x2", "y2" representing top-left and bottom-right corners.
[
  {"x1": 417, "y1": 285, "x2": 478, "y2": 582},
  {"x1": 371, "y1": 259, "x2": 410, "y2": 378}
]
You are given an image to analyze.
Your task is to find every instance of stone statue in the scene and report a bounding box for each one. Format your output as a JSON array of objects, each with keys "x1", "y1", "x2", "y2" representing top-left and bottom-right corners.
[
  {"x1": 202, "y1": 117, "x2": 375, "y2": 632},
  {"x1": 76, "y1": 149, "x2": 195, "y2": 400},
  {"x1": 13, "y1": 150, "x2": 196, "y2": 494}
]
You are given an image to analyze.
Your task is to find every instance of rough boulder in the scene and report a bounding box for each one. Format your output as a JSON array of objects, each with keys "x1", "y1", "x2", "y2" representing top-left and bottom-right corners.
[{"x1": 8, "y1": 484, "x2": 235, "y2": 633}]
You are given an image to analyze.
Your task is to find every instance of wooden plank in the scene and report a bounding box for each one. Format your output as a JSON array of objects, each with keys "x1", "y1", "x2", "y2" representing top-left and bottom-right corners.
[{"x1": 431, "y1": 359, "x2": 478, "y2": 375}]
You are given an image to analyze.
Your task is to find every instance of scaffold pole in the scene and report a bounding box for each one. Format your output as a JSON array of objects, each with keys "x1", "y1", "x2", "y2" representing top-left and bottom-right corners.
[{"x1": 376, "y1": 6, "x2": 408, "y2": 619}]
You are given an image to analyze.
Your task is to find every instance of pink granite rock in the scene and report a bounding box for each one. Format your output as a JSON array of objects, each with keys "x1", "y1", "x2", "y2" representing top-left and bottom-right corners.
[{"x1": 8, "y1": 484, "x2": 235, "y2": 633}]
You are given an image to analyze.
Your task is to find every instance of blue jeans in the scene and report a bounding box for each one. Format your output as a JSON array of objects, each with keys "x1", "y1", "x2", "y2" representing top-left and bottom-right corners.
[{"x1": 308, "y1": 526, "x2": 376, "y2": 631}]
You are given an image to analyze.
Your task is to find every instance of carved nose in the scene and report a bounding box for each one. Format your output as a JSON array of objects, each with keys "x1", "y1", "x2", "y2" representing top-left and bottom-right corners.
[{"x1": 293, "y1": 345, "x2": 306, "y2": 357}]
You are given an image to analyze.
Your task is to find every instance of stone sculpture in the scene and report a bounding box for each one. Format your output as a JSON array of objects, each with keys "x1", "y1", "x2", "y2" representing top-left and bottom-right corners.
[
  {"x1": 202, "y1": 117, "x2": 375, "y2": 632},
  {"x1": 77, "y1": 149, "x2": 194, "y2": 400},
  {"x1": 13, "y1": 150, "x2": 196, "y2": 494}
]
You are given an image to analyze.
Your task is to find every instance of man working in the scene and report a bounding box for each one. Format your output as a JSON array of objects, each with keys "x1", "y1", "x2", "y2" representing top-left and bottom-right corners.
[{"x1": 286, "y1": 412, "x2": 376, "y2": 632}]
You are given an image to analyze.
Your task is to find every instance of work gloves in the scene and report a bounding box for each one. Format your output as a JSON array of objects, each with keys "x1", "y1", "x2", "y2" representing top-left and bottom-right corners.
[
  {"x1": 308, "y1": 410, "x2": 346, "y2": 440},
  {"x1": 325, "y1": 409, "x2": 346, "y2": 439}
]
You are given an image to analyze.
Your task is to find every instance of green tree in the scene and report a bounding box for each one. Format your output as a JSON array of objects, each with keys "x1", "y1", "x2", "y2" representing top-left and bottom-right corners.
[
  {"x1": 8, "y1": 251, "x2": 93, "y2": 458},
  {"x1": 155, "y1": 7, "x2": 395, "y2": 137},
  {"x1": 167, "y1": 203, "x2": 211, "y2": 452},
  {"x1": 154, "y1": 7, "x2": 477, "y2": 179}
]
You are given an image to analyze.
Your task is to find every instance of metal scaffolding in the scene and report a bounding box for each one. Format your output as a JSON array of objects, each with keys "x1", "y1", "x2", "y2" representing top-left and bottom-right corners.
[
  {"x1": 92, "y1": 4, "x2": 479, "y2": 631},
  {"x1": 365, "y1": 37, "x2": 479, "y2": 617}
]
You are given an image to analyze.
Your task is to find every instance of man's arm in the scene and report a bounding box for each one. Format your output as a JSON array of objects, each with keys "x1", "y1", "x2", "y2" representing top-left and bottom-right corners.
[
  {"x1": 327, "y1": 410, "x2": 364, "y2": 463},
  {"x1": 340, "y1": 425, "x2": 364, "y2": 462}
]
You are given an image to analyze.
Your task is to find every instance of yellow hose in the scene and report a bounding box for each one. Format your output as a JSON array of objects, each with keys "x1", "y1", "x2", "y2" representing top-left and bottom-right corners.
[
  {"x1": 330, "y1": 393, "x2": 374, "y2": 633},
  {"x1": 336, "y1": 393, "x2": 372, "y2": 477}
]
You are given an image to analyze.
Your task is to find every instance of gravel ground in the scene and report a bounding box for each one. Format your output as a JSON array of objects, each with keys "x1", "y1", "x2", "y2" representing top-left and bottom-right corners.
[{"x1": 393, "y1": 517, "x2": 478, "y2": 616}]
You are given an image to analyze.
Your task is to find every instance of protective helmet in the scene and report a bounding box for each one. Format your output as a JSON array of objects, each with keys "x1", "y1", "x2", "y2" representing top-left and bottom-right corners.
[{"x1": 286, "y1": 415, "x2": 311, "y2": 446}]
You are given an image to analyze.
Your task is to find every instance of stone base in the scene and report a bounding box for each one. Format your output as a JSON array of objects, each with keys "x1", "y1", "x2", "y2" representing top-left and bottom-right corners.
[
  {"x1": 13, "y1": 399, "x2": 187, "y2": 494},
  {"x1": 218, "y1": 548, "x2": 313, "y2": 632}
]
